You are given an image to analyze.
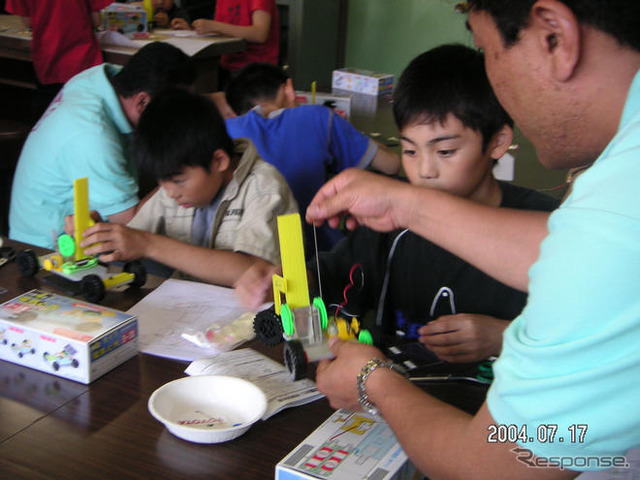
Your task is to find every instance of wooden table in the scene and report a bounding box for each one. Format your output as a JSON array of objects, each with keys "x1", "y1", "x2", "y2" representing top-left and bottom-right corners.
[
  {"x1": 0, "y1": 239, "x2": 488, "y2": 479},
  {"x1": 0, "y1": 14, "x2": 244, "y2": 93}
]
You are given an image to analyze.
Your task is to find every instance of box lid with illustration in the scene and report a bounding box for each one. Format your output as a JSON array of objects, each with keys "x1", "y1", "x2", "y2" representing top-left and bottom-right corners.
[
  {"x1": 0, "y1": 290, "x2": 138, "y2": 384},
  {"x1": 101, "y1": 3, "x2": 149, "y2": 37},
  {"x1": 332, "y1": 68, "x2": 394, "y2": 96},
  {"x1": 276, "y1": 409, "x2": 416, "y2": 480}
]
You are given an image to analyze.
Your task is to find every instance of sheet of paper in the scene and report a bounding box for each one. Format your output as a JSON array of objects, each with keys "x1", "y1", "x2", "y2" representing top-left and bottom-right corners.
[
  {"x1": 186, "y1": 348, "x2": 325, "y2": 420},
  {"x1": 97, "y1": 30, "x2": 147, "y2": 49},
  {"x1": 158, "y1": 36, "x2": 218, "y2": 56},
  {"x1": 127, "y1": 278, "x2": 252, "y2": 361},
  {"x1": 154, "y1": 28, "x2": 220, "y2": 38}
]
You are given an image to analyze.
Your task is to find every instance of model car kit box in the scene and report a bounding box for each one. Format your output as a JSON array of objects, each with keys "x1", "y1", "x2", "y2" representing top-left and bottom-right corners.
[
  {"x1": 101, "y1": 3, "x2": 148, "y2": 37},
  {"x1": 332, "y1": 68, "x2": 394, "y2": 96},
  {"x1": 0, "y1": 290, "x2": 138, "y2": 384},
  {"x1": 295, "y1": 90, "x2": 352, "y2": 120},
  {"x1": 275, "y1": 409, "x2": 416, "y2": 480}
]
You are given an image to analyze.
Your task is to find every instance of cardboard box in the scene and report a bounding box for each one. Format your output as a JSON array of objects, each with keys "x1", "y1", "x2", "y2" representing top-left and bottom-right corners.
[
  {"x1": 332, "y1": 68, "x2": 394, "y2": 96},
  {"x1": 0, "y1": 290, "x2": 138, "y2": 384},
  {"x1": 332, "y1": 88, "x2": 381, "y2": 118},
  {"x1": 295, "y1": 90, "x2": 352, "y2": 120},
  {"x1": 101, "y1": 3, "x2": 148, "y2": 37},
  {"x1": 276, "y1": 409, "x2": 417, "y2": 480}
]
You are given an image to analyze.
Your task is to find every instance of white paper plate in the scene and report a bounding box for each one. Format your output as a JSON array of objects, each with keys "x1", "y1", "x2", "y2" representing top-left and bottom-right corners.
[{"x1": 148, "y1": 375, "x2": 267, "y2": 443}]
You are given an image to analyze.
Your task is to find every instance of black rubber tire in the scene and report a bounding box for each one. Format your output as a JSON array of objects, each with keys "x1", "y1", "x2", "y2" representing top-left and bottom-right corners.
[
  {"x1": 124, "y1": 261, "x2": 147, "y2": 288},
  {"x1": 284, "y1": 340, "x2": 307, "y2": 381},
  {"x1": 16, "y1": 249, "x2": 39, "y2": 277},
  {"x1": 81, "y1": 274, "x2": 106, "y2": 303},
  {"x1": 253, "y1": 308, "x2": 284, "y2": 346}
]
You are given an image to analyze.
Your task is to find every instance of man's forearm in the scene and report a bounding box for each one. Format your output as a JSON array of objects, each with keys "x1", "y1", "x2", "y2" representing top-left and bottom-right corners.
[{"x1": 365, "y1": 369, "x2": 575, "y2": 479}]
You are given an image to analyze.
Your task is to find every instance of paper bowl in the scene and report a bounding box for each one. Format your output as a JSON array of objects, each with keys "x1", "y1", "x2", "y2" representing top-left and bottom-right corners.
[{"x1": 148, "y1": 375, "x2": 267, "y2": 444}]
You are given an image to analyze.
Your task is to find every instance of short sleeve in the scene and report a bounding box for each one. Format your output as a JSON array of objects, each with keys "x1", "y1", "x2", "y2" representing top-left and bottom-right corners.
[
  {"x1": 328, "y1": 111, "x2": 377, "y2": 172},
  {"x1": 488, "y1": 186, "x2": 640, "y2": 465},
  {"x1": 249, "y1": 0, "x2": 275, "y2": 14},
  {"x1": 5, "y1": 0, "x2": 30, "y2": 16}
]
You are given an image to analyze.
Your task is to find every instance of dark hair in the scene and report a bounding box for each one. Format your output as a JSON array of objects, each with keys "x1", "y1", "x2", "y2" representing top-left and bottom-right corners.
[
  {"x1": 467, "y1": 0, "x2": 640, "y2": 51},
  {"x1": 111, "y1": 42, "x2": 196, "y2": 98},
  {"x1": 225, "y1": 62, "x2": 289, "y2": 115},
  {"x1": 393, "y1": 44, "x2": 512, "y2": 151},
  {"x1": 133, "y1": 88, "x2": 235, "y2": 180}
]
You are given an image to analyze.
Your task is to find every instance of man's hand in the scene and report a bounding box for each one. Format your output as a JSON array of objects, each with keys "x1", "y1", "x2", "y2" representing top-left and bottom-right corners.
[
  {"x1": 418, "y1": 314, "x2": 509, "y2": 363},
  {"x1": 315, "y1": 338, "x2": 386, "y2": 411},
  {"x1": 79, "y1": 223, "x2": 149, "y2": 263},
  {"x1": 234, "y1": 262, "x2": 280, "y2": 311},
  {"x1": 306, "y1": 169, "x2": 413, "y2": 232}
]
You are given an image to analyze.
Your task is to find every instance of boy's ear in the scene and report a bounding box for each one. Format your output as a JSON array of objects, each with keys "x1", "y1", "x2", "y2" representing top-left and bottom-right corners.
[
  {"x1": 529, "y1": 0, "x2": 581, "y2": 81},
  {"x1": 489, "y1": 125, "x2": 514, "y2": 160},
  {"x1": 135, "y1": 91, "x2": 151, "y2": 115},
  {"x1": 211, "y1": 148, "x2": 231, "y2": 172},
  {"x1": 283, "y1": 78, "x2": 297, "y2": 108}
]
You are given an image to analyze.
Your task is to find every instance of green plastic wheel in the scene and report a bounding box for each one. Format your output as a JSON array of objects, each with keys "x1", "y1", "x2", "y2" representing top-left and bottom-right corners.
[
  {"x1": 358, "y1": 329, "x2": 374, "y2": 345},
  {"x1": 280, "y1": 304, "x2": 295, "y2": 336},
  {"x1": 57, "y1": 234, "x2": 76, "y2": 258},
  {"x1": 313, "y1": 297, "x2": 328, "y2": 330}
]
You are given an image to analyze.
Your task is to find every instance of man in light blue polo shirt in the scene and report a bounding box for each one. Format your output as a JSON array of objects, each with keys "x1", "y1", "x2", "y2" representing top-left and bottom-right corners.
[
  {"x1": 9, "y1": 42, "x2": 195, "y2": 249},
  {"x1": 303, "y1": 1, "x2": 640, "y2": 478}
]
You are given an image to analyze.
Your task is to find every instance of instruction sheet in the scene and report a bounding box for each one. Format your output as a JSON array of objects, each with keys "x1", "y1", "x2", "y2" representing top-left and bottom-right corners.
[{"x1": 186, "y1": 348, "x2": 324, "y2": 420}]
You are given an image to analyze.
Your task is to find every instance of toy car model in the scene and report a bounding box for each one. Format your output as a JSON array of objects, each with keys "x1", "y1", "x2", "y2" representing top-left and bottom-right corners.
[
  {"x1": 43, "y1": 344, "x2": 80, "y2": 371},
  {"x1": 253, "y1": 213, "x2": 372, "y2": 380},
  {"x1": 12, "y1": 339, "x2": 36, "y2": 358},
  {"x1": 15, "y1": 177, "x2": 146, "y2": 304}
]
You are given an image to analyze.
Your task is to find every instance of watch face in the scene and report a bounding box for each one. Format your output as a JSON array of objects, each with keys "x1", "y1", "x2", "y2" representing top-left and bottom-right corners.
[{"x1": 363, "y1": 403, "x2": 380, "y2": 417}]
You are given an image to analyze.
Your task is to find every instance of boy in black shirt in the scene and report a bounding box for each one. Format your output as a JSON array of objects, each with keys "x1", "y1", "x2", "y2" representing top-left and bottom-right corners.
[{"x1": 236, "y1": 44, "x2": 558, "y2": 364}]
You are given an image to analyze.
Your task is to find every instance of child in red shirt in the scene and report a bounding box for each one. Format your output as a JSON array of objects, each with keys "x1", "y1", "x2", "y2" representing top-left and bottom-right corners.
[
  {"x1": 171, "y1": 0, "x2": 279, "y2": 85},
  {"x1": 6, "y1": 0, "x2": 111, "y2": 116}
]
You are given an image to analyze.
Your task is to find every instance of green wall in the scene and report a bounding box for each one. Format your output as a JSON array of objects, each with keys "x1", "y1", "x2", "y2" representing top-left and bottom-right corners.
[
  {"x1": 343, "y1": 0, "x2": 567, "y2": 194},
  {"x1": 344, "y1": 0, "x2": 471, "y2": 79}
]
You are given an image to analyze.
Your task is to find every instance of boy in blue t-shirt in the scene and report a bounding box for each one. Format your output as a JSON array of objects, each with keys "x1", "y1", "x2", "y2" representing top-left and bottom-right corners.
[{"x1": 224, "y1": 62, "x2": 400, "y2": 253}]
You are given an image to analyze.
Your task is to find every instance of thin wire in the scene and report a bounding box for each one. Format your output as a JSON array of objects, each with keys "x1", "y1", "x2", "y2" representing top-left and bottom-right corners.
[
  {"x1": 375, "y1": 228, "x2": 410, "y2": 327},
  {"x1": 313, "y1": 223, "x2": 323, "y2": 299},
  {"x1": 335, "y1": 264, "x2": 362, "y2": 321}
]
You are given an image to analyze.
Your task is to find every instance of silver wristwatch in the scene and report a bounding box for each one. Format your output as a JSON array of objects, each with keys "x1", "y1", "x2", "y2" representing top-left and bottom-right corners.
[{"x1": 357, "y1": 357, "x2": 407, "y2": 416}]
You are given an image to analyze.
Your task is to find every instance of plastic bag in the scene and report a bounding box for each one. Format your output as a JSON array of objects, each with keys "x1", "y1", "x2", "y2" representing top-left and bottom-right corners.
[{"x1": 181, "y1": 312, "x2": 256, "y2": 352}]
